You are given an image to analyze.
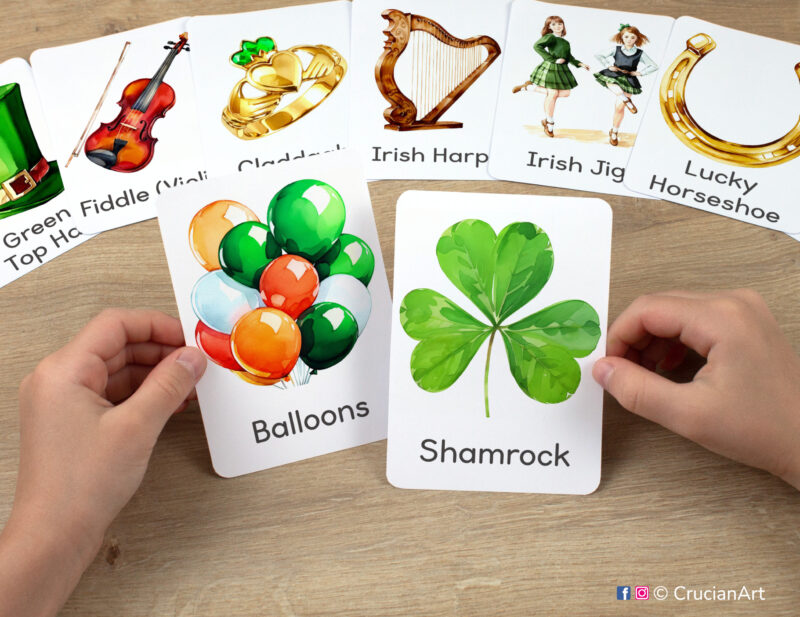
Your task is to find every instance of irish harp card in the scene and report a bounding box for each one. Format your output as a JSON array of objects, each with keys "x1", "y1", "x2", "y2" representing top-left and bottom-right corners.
[
  {"x1": 489, "y1": 1, "x2": 673, "y2": 197},
  {"x1": 350, "y1": 0, "x2": 511, "y2": 180}
]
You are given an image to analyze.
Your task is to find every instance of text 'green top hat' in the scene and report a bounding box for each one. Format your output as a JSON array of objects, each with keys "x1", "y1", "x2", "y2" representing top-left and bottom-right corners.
[{"x1": 0, "y1": 82, "x2": 64, "y2": 220}]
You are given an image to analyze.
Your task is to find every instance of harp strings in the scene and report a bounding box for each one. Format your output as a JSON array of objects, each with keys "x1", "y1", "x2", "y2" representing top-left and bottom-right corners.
[{"x1": 407, "y1": 30, "x2": 487, "y2": 121}]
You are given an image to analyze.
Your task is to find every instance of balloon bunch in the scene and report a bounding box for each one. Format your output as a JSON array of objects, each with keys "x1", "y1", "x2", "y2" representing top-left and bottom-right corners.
[{"x1": 188, "y1": 179, "x2": 375, "y2": 387}]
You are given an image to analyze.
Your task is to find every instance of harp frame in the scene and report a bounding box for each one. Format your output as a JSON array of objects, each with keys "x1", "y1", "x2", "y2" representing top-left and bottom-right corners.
[{"x1": 375, "y1": 9, "x2": 501, "y2": 131}]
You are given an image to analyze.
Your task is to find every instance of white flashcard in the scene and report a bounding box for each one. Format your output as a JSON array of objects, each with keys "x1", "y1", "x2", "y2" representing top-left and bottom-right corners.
[
  {"x1": 490, "y1": 0, "x2": 673, "y2": 196},
  {"x1": 157, "y1": 149, "x2": 391, "y2": 478},
  {"x1": 30, "y1": 18, "x2": 205, "y2": 235},
  {"x1": 387, "y1": 191, "x2": 611, "y2": 494},
  {"x1": 349, "y1": 0, "x2": 511, "y2": 180},
  {"x1": 0, "y1": 58, "x2": 88, "y2": 288},
  {"x1": 624, "y1": 17, "x2": 800, "y2": 233},
  {"x1": 187, "y1": 1, "x2": 352, "y2": 177}
]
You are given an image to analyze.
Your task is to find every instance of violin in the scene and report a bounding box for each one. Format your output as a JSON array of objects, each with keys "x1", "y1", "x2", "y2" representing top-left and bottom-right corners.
[{"x1": 84, "y1": 33, "x2": 189, "y2": 173}]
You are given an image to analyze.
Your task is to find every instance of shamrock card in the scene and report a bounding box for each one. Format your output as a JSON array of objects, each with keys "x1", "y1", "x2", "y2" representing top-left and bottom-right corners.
[
  {"x1": 349, "y1": 0, "x2": 511, "y2": 180},
  {"x1": 0, "y1": 58, "x2": 88, "y2": 288},
  {"x1": 624, "y1": 17, "x2": 800, "y2": 233},
  {"x1": 489, "y1": 1, "x2": 673, "y2": 196},
  {"x1": 387, "y1": 191, "x2": 611, "y2": 494},
  {"x1": 29, "y1": 18, "x2": 205, "y2": 235},
  {"x1": 187, "y1": 1, "x2": 351, "y2": 177},
  {"x1": 157, "y1": 149, "x2": 391, "y2": 477}
]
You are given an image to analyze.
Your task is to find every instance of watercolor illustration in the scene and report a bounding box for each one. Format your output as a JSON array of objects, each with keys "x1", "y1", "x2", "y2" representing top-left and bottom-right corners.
[
  {"x1": 400, "y1": 219, "x2": 601, "y2": 417},
  {"x1": 83, "y1": 33, "x2": 189, "y2": 172},
  {"x1": 660, "y1": 33, "x2": 800, "y2": 167},
  {"x1": 376, "y1": 9, "x2": 501, "y2": 131},
  {"x1": 0, "y1": 82, "x2": 64, "y2": 219},
  {"x1": 188, "y1": 180, "x2": 375, "y2": 387},
  {"x1": 593, "y1": 24, "x2": 657, "y2": 146},
  {"x1": 511, "y1": 15, "x2": 590, "y2": 138},
  {"x1": 222, "y1": 36, "x2": 347, "y2": 140}
]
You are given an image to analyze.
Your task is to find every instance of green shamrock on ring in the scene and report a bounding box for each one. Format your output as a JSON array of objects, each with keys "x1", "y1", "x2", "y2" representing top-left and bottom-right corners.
[
  {"x1": 231, "y1": 36, "x2": 276, "y2": 66},
  {"x1": 400, "y1": 219, "x2": 601, "y2": 418}
]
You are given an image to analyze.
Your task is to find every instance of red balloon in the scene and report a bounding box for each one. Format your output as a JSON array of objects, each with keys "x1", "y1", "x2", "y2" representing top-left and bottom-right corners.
[
  {"x1": 195, "y1": 320, "x2": 242, "y2": 370},
  {"x1": 259, "y1": 254, "x2": 319, "y2": 319}
]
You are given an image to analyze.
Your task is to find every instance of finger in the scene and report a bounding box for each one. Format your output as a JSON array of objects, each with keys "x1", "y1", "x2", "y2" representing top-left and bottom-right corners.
[
  {"x1": 593, "y1": 356, "x2": 702, "y2": 434},
  {"x1": 67, "y1": 309, "x2": 184, "y2": 364},
  {"x1": 105, "y1": 342, "x2": 183, "y2": 375},
  {"x1": 104, "y1": 364, "x2": 154, "y2": 404},
  {"x1": 116, "y1": 347, "x2": 206, "y2": 440},
  {"x1": 607, "y1": 294, "x2": 718, "y2": 359}
]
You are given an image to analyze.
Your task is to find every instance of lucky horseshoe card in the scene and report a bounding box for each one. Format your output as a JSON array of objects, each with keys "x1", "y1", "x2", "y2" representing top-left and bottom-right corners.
[
  {"x1": 625, "y1": 17, "x2": 800, "y2": 233},
  {"x1": 30, "y1": 18, "x2": 206, "y2": 235}
]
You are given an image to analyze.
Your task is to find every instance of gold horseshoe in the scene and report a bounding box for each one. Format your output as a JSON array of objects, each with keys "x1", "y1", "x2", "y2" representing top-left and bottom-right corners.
[{"x1": 660, "y1": 33, "x2": 800, "y2": 168}]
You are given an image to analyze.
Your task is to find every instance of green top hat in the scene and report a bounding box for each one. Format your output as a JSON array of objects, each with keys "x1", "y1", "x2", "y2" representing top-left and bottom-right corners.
[{"x1": 0, "y1": 82, "x2": 64, "y2": 220}]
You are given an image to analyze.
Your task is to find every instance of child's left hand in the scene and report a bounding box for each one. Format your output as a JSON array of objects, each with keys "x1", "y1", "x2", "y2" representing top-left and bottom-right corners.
[{"x1": 0, "y1": 309, "x2": 206, "y2": 617}]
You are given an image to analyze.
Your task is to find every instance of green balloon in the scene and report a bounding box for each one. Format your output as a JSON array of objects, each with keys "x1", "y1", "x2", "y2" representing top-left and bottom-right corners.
[
  {"x1": 297, "y1": 302, "x2": 359, "y2": 370},
  {"x1": 218, "y1": 221, "x2": 282, "y2": 288},
  {"x1": 267, "y1": 179, "x2": 346, "y2": 261},
  {"x1": 315, "y1": 233, "x2": 375, "y2": 285}
]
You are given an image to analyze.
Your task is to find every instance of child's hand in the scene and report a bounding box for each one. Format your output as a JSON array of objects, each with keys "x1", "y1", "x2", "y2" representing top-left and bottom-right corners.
[
  {"x1": 555, "y1": 58, "x2": 566, "y2": 64},
  {"x1": 0, "y1": 309, "x2": 206, "y2": 617},
  {"x1": 593, "y1": 290, "x2": 800, "y2": 489}
]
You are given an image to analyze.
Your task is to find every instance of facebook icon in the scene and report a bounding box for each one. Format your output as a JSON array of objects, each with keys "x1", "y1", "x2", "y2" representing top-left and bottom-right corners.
[{"x1": 617, "y1": 586, "x2": 631, "y2": 600}]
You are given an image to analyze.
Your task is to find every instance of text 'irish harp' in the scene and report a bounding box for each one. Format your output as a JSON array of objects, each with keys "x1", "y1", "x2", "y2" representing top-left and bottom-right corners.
[{"x1": 375, "y1": 10, "x2": 501, "y2": 131}]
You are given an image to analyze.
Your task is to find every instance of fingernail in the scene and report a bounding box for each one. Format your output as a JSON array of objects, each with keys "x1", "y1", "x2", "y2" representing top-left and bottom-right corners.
[
  {"x1": 176, "y1": 348, "x2": 206, "y2": 382},
  {"x1": 592, "y1": 359, "x2": 614, "y2": 389}
]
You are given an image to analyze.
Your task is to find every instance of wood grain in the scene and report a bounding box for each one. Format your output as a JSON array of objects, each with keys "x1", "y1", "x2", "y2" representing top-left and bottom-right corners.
[{"x1": 1, "y1": 1, "x2": 799, "y2": 615}]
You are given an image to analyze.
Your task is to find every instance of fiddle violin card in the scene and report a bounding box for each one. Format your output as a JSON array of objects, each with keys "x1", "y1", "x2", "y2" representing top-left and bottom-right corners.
[
  {"x1": 624, "y1": 17, "x2": 800, "y2": 234},
  {"x1": 29, "y1": 18, "x2": 205, "y2": 235},
  {"x1": 0, "y1": 58, "x2": 88, "y2": 288},
  {"x1": 349, "y1": 0, "x2": 511, "y2": 180},
  {"x1": 156, "y1": 149, "x2": 392, "y2": 478},
  {"x1": 186, "y1": 1, "x2": 352, "y2": 177},
  {"x1": 489, "y1": 1, "x2": 673, "y2": 196},
  {"x1": 386, "y1": 192, "x2": 611, "y2": 494}
]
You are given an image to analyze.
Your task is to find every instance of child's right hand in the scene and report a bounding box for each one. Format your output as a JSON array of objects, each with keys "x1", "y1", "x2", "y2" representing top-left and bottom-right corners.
[{"x1": 593, "y1": 290, "x2": 800, "y2": 489}]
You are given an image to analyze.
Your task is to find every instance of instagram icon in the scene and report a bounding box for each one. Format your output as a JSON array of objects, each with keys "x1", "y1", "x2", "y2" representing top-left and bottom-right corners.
[{"x1": 635, "y1": 586, "x2": 650, "y2": 600}]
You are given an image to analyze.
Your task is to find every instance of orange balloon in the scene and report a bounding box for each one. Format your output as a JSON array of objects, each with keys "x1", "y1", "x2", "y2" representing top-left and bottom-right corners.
[
  {"x1": 231, "y1": 308, "x2": 301, "y2": 379},
  {"x1": 189, "y1": 200, "x2": 259, "y2": 270},
  {"x1": 233, "y1": 371, "x2": 282, "y2": 386}
]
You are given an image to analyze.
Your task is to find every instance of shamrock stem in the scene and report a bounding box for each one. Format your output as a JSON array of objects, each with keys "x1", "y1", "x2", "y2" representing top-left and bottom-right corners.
[{"x1": 484, "y1": 329, "x2": 497, "y2": 418}]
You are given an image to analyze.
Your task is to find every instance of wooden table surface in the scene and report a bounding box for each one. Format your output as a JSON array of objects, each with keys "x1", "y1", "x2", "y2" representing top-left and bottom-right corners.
[{"x1": 2, "y1": 0, "x2": 799, "y2": 615}]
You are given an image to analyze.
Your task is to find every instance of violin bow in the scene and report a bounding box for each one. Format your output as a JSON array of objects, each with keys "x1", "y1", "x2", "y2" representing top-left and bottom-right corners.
[{"x1": 66, "y1": 40, "x2": 131, "y2": 168}]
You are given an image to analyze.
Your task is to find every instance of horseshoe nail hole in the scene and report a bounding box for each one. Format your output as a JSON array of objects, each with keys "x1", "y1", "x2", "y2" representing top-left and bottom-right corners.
[
  {"x1": 788, "y1": 145, "x2": 796, "y2": 151},
  {"x1": 668, "y1": 90, "x2": 674, "y2": 98},
  {"x1": 685, "y1": 132, "x2": 695, "y2": 140},
  {"x1": 672, "y1": 112, "x2": 680, "y2": 121}
]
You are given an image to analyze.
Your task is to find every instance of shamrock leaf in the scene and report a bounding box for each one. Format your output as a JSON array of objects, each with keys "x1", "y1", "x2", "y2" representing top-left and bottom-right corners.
[
  {"x1": 231, "y1": 36, "x2": 276, "y2": 66},
  {"x1": 401, "y1": 219, "x2": 601, "y2": 417}
]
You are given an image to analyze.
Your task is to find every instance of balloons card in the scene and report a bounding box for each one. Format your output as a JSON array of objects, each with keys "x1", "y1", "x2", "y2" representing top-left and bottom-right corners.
[
  {"x1": 489, "y1": 1, "x2": 673, "y2": 197},
  {"x1": 387, "y1": 191, "x2": 611, "y2": 494},
  {"x1": 29, "y1": 18, "x2": 205, "y2": 235},
  {"x1": 186, "y1": 1, "x2": 352, "y2": 177},
  {"x1": 156, "y1": 149, "x2": 392, "y2": 477},
  {"x1": 624, "y1": 17, "x2": 800, "y2": 233},
  {"x1": 349, "y1": 0, "x2": 511, "y2": 180}
]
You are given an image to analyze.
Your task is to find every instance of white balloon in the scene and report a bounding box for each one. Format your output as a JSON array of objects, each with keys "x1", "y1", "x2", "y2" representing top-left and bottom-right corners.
[{"x1": 314, "y1": 274, "x2": 371, "y2": 335}]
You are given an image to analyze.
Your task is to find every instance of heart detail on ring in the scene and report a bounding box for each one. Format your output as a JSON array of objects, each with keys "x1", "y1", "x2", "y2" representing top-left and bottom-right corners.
[{"x1": 249, "y1": 51, "x2": 303, "y2": 92}]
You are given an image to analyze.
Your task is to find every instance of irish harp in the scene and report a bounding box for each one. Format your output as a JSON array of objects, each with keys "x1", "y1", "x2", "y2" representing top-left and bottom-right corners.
[{"x1": 375, "y1": 10, "x2": 501, "y2": 131}]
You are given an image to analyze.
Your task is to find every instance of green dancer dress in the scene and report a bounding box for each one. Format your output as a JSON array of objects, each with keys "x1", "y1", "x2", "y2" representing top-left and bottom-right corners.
[{"x1": 529, "y1": 33, "x2": 582, "y2": 90}]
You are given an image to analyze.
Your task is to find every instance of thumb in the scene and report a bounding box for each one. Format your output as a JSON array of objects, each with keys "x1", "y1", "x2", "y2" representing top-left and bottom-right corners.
[
  {"x1": 119, "y1": 347, "x2": 207, "y2": 436},
  {"x1": 593, "y1": 356, "x2": 692, "y2": 431}
]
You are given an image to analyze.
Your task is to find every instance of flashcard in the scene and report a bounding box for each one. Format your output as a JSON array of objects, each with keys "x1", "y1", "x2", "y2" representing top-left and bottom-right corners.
[
  {"x1": 187, "y1": 2, "x2": 351, "y2": 177},
  {"x1": 489, "y1": 1, "x2": 673, "y2": 196},
  {"x1": 625, "y1": 17, "x2": 800, "y2": 233},
  {"x1": 349, "y1": 0, "x2": 510, "y2": 180},
  {"x1": 157, "y1": 149, "x2": 391, "y2": 477},
  {"x1": 30, "y1": 18, "x2": 206, "y2": 235},
  {"x1": 387, "y1": 191, "x2": 611, "y2": 494},
  {"x1": 0, "y1": 58, "x2": 89, "y2": 288}
]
